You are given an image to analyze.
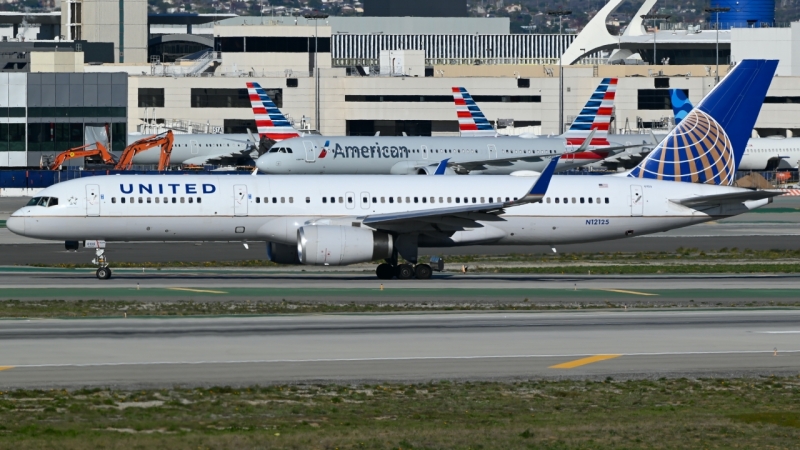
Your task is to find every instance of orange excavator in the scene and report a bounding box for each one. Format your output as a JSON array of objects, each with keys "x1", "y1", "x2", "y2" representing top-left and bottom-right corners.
[
  {"x1": 114, "y1": 131, "x2": 175, "y2": 171},
  {"x1": 49, "y1": 142, "x2": 115, "y2": 170}
]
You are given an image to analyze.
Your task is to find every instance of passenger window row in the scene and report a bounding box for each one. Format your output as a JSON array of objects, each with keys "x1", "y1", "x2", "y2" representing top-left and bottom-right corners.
[
  {"x1": 546, "y1": 197, "x2": 610, "y2": 204},
  {"x1": 111, "y1": 197, "x2": 202, "y2": 204},
  {"x1": 255, "y1": 197, "x2": 294, "y2": 204}
]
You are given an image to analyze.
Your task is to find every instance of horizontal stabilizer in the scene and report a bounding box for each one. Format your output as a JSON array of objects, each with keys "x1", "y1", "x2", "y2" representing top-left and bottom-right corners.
[{"x1": 671, "y1": 190, "x2": 782, "y2": 207}]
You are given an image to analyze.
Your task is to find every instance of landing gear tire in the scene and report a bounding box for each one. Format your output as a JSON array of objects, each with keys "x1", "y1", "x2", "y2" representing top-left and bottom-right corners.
[
  {"x1": 376, "y1": 263, "x2": 395, "y2": 280},
  {"x1": 396, "y1": 264, "x2": 414, "y2": 280},
  {"x1": 414, "y1": 264, "x2": 432, "y2": 280},
  {"x1": 96, "y1": 267, "x2": 112, "y2": 280}
]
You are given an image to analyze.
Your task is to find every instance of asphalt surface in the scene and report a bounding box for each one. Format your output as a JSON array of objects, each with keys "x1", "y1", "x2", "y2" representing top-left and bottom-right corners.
[{"x1": 0, "y1": 310, "x2": 797, "y2": 389}]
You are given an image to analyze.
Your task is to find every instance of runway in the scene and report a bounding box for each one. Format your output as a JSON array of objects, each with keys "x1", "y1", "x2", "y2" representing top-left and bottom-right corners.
[{"x1": 0, "y1": 310, "x2": 797, "y2": 389}]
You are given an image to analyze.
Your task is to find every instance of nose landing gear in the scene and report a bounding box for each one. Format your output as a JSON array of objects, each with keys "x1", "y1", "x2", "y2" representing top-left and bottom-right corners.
[{"x1": 86, "y1": 240, "x2": 112, "y2": 280}]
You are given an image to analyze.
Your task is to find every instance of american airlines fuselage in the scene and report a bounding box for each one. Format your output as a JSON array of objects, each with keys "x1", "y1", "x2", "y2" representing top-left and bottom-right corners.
[
  {"x1": 255, "y1": 136, "x2": 606, "y2": 175},
  {"x1": 8, "y1": 174, "x2": 768, "y2": 247}
]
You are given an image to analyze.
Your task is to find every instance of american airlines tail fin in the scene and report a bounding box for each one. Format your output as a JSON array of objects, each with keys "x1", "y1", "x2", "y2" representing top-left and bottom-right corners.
[
  {"x1": 561, "y1": 78, "x2": 617, "y2": 146},
  {"x1": 452, "y1": 87, "x2": 496, "y2": 137},
  {"x1": 246, "y1": 82, "x2": 301, "y2": 141},
  {"x1": 629, "y1": 60, "x2": 778, "y2": 185},
  {"x1": 670, "y1": 89, "x2": 693, "y2": 125}
]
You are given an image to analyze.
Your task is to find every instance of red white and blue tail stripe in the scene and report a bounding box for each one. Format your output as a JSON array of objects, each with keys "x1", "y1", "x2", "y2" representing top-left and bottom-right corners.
[
  {"x1": 452, "y1": 87, "x2": 496, "y2": 137},
  {"x1": 562, "y1": 78, "x2": 617, "y2": 147},
  {"x1": 247, "y1": 82, "x2": 300, "y2": 141}
]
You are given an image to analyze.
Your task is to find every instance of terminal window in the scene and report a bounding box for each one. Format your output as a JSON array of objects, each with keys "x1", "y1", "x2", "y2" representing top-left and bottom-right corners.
[
  {"x1": 638, "y1": 89, "x2": 687, "y2": 110},
  {"x1": 0, "y1": 124, "x2": 25, "y2": 151},
  {"x1": 192, "y1": 88, "x2": 282, "y2": 108},
  {"x1": 138, "y1": 88, "x2": 165, "y2": 107}
]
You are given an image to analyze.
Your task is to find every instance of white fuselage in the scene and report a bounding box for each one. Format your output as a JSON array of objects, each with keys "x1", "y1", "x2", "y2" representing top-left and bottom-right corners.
[
  {"x1": 127, "y1": 133, "x2": 252, "y2": 165},
  {"x1": 739, "y1": 137, "x2": 800, "y2": 170},
  {"x1": 256, "y1": 136, "x2": 601, "y2": 175},
  {"x1": 8, "y1": 174, "x2": 768, "y2": 250}
]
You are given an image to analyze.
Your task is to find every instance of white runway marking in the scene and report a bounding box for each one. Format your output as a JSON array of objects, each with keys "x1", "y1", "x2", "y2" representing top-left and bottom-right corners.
[
  {"x1": 5, "y1": 349, "x2": 800, "y2": 369},
  {"x1": 756, "y1": 331, "x2": 800, "y2": 334}
]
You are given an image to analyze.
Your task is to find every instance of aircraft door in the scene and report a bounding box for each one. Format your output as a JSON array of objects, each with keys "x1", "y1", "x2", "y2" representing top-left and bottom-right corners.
[
  {"x1": 488, "y1": 144, "x2": 497, "y2": 159},
  {"x1": 630, "y1": 185, "x2": 643, "y2": 217},
  {"x1": 234, "y1": 185, "x2": 248, "y2": 216},
  {"x1": 421, "y1": 145, "x2": 428, "y2": 160},
  {"x1": 190, "y1": 140, "x2": 199, "y2": 155},
  {"x1": 360, "y1": 192, "x2": 370, "y2": 210},
  {"x1": 86, "y1": 184, "x2": 100, "y2": 216},
  {"x1": 346, "y1": 192, "x2": 355, "y2": 210},
  {"x1": 303, "y1": 141, "x2": 316, "y2": 162}
]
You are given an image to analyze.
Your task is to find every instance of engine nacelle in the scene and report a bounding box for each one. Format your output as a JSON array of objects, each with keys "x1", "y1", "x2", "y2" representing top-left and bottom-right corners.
[
  {"x1": 415, "y1": 165, "x2": 457, "y2": 175},
  {"x1": 297, "y1": 225, "x2": 393, "y2": 266},
  {"x1": 266, "y1": 241, "x2": 301, "y2": 265}
]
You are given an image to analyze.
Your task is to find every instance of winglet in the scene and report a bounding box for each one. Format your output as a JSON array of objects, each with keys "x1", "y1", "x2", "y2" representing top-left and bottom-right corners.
[
  {"x1": 507, "y1": 156, "x2": 560, "y2": 206},
  {"x1": 434, "y1": 158, "x2": 450, "y2": 175}
]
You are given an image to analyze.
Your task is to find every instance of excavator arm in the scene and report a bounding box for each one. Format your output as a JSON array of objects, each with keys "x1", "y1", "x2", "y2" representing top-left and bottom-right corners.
[
  {"x1": 50, "y1": 142, "x2": 115, "y2": 170},
  {"x1": 114, "y1": 131, "x2": 175, "y2": 171}
]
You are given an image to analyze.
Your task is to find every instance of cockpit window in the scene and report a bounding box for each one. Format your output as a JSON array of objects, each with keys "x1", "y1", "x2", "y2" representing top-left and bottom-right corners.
[{"x1": 27, "y1": 197, "x2": 58, "y2": 207}]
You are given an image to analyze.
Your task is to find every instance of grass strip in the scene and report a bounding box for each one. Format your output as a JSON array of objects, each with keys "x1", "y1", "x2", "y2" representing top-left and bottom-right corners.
[
  {"x1": 0, "y1": 378, "x2": 798, "y2": 448},
  {"x1": 0, "y1": 294, "x2": 797, "y2": 318}
]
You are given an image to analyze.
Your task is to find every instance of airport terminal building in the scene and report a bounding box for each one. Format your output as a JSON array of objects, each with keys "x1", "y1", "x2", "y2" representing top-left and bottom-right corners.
[{"x1": 2, "y1": 0, "x2": 800, "y2": 167}]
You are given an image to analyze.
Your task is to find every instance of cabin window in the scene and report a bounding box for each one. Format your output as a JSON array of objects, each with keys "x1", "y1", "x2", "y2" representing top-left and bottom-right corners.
[
  {"x1": 180, "y1": 197, "x2": 185, "y2": 203},
  {"x1": 562, "y1": 197, "x2": 567, "y2": 204},
  {"x1": 546, "y1": 198, "x2": 550, "y2": 203},
  {"x1": 456, "y1": 197, "x2": 461, "y2": 204},
  {"x1": 112, "y1": 198, "x2": 116, "y2": 204},
  {"x1": 197, "y1": 198, "x2": 202, "y2": 204},
  {"x1": 438, "y1": 197, "x2": 443, "y2": 203},
  {"x1": 414, "y1": 197, "x2": 418, "y2": 204},
  {"x1": 596, "y1": 197, "x2": 601, "y2": 204},
  {"x1": 555, "y1": 198, "x2": 560, "y2": 204},
  {"x1": 380, "y1": 197, "x2": 385, "y2": 203},
  {"x1": 155, "y1": 197, "x2": 160, "y2": 204},
  {"x1": 447, "y1": 197, "x2": 452, "y2": 203},
  {"x1": 372, "y1": 197, "x2": 377, "y2": 203},
  {"x1": 322, "y1": 197, "x2": 327, "y2": 204},
  {"x1": 473, "y1": 197, "x2": 477, "y2": 203},
  {"x1": 306, "y1": 197, "x2": 310, "y2": 204},
  {"x1": 338, "y1": 197, "x2": 344, "y2": 203},
  {"x1": 172, "y1": 198, "x2": 177, "y2": 204},
  {"x1": 429, "y1": 197, "x2": 434, "y2": 203},
  {"x1": 480, "y1": 197, "x2": 485, "y2": 203},
  {"x1": 347, "y1": 197, "x2": 353, "y2": 204},
  {"x1": 588, "y1": 197, "x2": 593, "y2": 204},
  {"x1": 506, "y1": 197, "x2": 511, "y2": 202},
  {"x1": 580, "y1": 197, "x2": 584, "y2": 204},
  {"x1": 398, "y1": 197, "x2": 402, "y2": 204},
  {"x1": 272, "y1": 197, "x2": 277, "y2": 203},
  {"x1": 120, "y1": 197, "x2": 125, "y2": 204},
  {"x1": 605, "y1": 197, "x2": 610, "y2": 204},
  {"x1": 572, "y1": 198, "x2": 576, "y2": 204},
  {"x1": 464, "y1": 197, "x2": 469, "y2": 203},
  {"x1": 147, "y1": 198, "x2": 152, "y2": 204},
  {"x1": 289, "y1": 197, "x2": 294, "y2": 203},
  {"x1": 389, "y1": 197, "x2": 394, "y2": 203},
  {"x1": 256, "y1": 197, "x2": 261, "y2": 203},
  {"x1": 188, "y1": 197, "x2": 194, "y2": 204},
  {"x1": 363, "y1": 196, "x2": 368, "y2": 203},
  {"x1": 281, "y1": 197, "x2": 285, "y2": 203},
  {"x1": 405, "y1": 197, "x2": 411, "y2": 203},
  {"x1": 489, "y1": 197, "x2": 493, "y2": 203}
]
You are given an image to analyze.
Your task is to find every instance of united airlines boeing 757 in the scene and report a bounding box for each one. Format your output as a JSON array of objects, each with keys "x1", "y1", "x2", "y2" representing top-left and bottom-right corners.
[{"x1": 7, "y1": 60, "x2": 781, "y2": 281}]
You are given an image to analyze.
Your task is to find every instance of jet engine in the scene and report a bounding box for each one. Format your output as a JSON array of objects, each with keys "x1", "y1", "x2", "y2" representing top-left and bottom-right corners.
[
  {"x1": 415, "y1": 166, "x2": 457, "y2": 175},
  {"x1": 297, "y1": 225, "x2": 393, "y2": 266},
  {"x1": 266, "y1": 241, "x2": 301, "y2": 264}
]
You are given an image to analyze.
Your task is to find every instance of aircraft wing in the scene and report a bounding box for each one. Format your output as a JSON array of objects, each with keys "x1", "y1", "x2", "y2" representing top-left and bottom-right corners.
[
  {"x1": 671, "y1": 190, "x2": 783, "y2": 207},
  {"x1": 362, "y1": 157, "x2": 559, "y2": 233}
]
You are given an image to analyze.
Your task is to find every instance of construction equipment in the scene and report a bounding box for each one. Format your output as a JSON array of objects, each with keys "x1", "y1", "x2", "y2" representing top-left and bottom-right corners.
[
  {"x1": 114, "y1": 131, "x2": 175, "y2": 171},
  {"x1": 49, "y1": 142, "x2": 115, "y2": 170}
]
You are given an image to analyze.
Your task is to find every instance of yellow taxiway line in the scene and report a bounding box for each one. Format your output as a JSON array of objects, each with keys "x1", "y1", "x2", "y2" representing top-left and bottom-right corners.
[
  {"x1": 168, "y1": 288, "x2": 228, "y2": 294},
  {"x1": 594, "y1": 288, "x2": 658, "y2": 296},
  {"x1": 549, "y1": 354, "x2": 621, "y2": 369},
  {"x1": 0, "y1": 366, "x2": 14, "y2": 372}
]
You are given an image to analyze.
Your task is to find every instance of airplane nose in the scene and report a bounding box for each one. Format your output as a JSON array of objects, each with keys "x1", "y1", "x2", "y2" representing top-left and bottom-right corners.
[
  {"x1": 255, "y1": 155, "x2": 269, "y2": 173},
  {"x1": 6, "y1": 216, "x2": 25, "y2": 236}
]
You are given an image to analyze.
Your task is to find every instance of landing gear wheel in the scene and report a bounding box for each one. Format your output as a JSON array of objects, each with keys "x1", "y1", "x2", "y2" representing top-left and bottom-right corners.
[
  {"x1": 376, "y1": 263, "x2": 395, "y2": 280},
  {"x1": 414, "y1": 264, "x2": 432, "y2": 280},
  {"x1": 96, "y1": 267, "x2": 112, "y2": 280},
  {"x1": 396, "y1": 264, "x2": 414, "y2": 280}
]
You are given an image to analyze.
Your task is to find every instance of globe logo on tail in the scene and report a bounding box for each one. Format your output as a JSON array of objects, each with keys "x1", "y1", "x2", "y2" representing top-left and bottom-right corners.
[{"x1": 628, "y1": 109, "x2": 735, "y2": 185}]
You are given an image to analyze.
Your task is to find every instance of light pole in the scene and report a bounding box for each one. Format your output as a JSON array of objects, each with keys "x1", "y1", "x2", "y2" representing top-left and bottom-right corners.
[
  {"x1": 640, "y1": 14, "x2": 670, "y2": 65},
  {"x1": 304, "y1": 11, "x2": 328, "y2": 133},
  {"x1": 705, "y1": 7, "x2": 730, "y2": 84},
  {"x1": 547, "y1": 10, "x2": 571, "y2": 135}
]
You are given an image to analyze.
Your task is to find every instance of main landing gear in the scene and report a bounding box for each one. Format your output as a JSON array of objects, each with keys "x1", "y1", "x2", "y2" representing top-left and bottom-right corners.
[{"x1": 375, "y1": 263, "x2": 433, "y2": 280}]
